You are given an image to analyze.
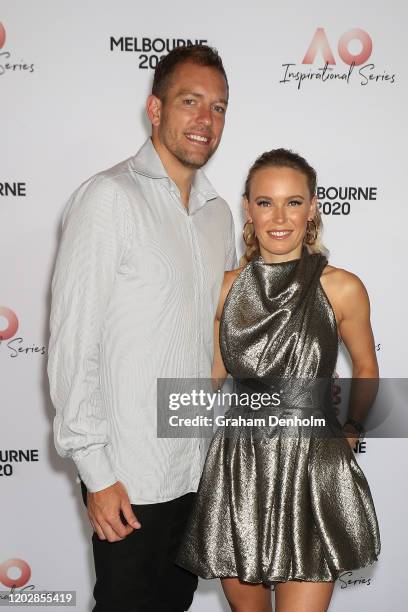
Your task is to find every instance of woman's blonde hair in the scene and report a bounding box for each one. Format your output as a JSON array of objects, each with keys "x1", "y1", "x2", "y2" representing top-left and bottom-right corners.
[{"x1": 240, "y1": 148, "x2": 326, "y2": 266}]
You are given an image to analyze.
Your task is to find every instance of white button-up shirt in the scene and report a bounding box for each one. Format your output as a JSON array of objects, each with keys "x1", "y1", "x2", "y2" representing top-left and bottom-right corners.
[{"x1": 47, "y1": 138, "x2": 237, "y2": 503}]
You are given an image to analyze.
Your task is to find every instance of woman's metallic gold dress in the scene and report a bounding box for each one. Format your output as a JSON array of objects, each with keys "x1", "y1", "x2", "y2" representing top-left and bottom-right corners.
[{"x1": 176, "y1": 248, "x2": 381, "y2": 584}]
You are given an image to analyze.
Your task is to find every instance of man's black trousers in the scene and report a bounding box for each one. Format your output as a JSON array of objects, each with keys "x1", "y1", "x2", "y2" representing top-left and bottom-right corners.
[{"x1": 80, "y1": 482, "x2": 198, "y2": 612}]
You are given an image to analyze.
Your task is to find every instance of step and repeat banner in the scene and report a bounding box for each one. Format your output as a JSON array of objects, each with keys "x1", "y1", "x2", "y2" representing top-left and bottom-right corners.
[{"x1": 1, "y1": 1, "x2": 407, "y2": 610}]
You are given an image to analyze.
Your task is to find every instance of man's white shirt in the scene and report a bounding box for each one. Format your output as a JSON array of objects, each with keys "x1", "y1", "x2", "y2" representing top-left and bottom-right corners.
[{"x1": 47, "y1": 138, "x2": 237, "y2": 503}]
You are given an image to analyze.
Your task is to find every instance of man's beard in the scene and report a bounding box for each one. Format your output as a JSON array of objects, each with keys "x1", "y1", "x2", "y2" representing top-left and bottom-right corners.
[
  {"x1": 171, "y1": 144, "x2": 213, "y2": 169},
  {"x1": 161, "y1": 125, "x2": 216, "y2": 169}
]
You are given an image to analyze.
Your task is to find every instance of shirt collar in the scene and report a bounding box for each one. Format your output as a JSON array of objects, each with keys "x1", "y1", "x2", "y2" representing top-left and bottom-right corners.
[{"x1": 130, "y1": 137, "x2": 218, "y2": 203}]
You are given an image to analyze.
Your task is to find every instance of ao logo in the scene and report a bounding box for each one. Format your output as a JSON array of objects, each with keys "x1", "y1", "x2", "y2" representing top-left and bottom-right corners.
[
  {"x1": 0, "y1": 23, "x2": 5, "y2": 49},
  {"x1": 0, "y1": 306, "x2": 19, "y2": 340},
  {"x1": 303, "y1": 27, "x2": 373, "y2": 66},
  {"x1": 0, "y1": 559, "x2": 31, "y2": 588}
]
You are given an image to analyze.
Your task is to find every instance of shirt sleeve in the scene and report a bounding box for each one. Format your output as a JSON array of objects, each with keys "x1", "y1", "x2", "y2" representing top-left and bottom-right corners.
[
  {"x1": 225, "y1": 208, "x2": 238, "y2": 271},
  {"x1": 47, "y1": 176, "x2": 129, "y2": 492}
]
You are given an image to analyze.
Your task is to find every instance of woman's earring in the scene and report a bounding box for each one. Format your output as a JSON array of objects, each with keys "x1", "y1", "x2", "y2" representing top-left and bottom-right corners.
[
  {"x1": 242, "y1": 220, "x2": 255, "y2": 246},
  {"x1": 304, "y1": 218, "x2": 318, "y2": 245}
]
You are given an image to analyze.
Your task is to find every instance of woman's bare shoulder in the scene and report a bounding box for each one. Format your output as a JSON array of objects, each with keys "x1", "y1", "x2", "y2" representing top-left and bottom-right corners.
[
  {"x1": 216, "y1": 267, "x2": 246, "y2": 320},
  {"x1": 221, "y1": 267, "x2": 246, "y2": 301},
  {"x1": 321, "y1": 264, "x2": 368, "y2": 301},
  {"x1": 223, "y1": 267, "x2": 244, "y2": 287}
]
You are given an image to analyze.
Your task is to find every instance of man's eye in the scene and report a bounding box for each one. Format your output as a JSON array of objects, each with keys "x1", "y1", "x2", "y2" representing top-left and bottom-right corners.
[
  {"x1": 183, "y1": 99, "x2": 195, "y2": 105},
  {"x1": 257, "y1": 200, "x2": 271, "y2": 207},
  {"x1": 213, "y1": 105, "x2": 226, "y2": 114},
  {"x1": 288, "y1": 200, "x2": 302, "y2": 206}
]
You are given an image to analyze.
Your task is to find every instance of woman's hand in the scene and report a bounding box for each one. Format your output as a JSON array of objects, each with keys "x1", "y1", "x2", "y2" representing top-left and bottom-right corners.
[{"x1": 342, "y1": 423, "x2": 359, "y2": 449}]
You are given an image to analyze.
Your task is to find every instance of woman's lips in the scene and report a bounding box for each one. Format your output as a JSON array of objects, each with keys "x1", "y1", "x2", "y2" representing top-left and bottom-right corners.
[{"x1": 267, "y1": 230, "x2": 293, "y2": 240}]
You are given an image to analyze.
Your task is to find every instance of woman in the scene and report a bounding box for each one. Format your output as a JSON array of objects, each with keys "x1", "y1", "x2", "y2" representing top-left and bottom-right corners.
[{"x1": 176, "y1": 149, "x2": 381, "y2": 612}]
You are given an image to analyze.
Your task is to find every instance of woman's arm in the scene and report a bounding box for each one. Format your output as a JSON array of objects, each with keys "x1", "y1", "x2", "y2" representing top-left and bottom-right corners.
[
  {"x1": 212, "y1": 317, "x2": 227, "y2": 390},
  {"x1": 323, "y1": 268, "x2": 379, "y2": 446},
  {"x1": 211, "y1": 269, "x2": 241, "y2": 390},
  {"x1": 337, "y1": 272, "x2": 378, "y2": 378}
]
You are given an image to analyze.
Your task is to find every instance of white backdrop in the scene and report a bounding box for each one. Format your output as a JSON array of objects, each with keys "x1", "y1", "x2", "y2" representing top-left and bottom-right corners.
[{"x1": 1, "y1": 0, "x2": 407, "y2": 610}]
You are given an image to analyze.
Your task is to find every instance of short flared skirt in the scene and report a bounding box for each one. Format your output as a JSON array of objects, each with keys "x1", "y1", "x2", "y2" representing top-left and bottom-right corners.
[{"x1": 176, "y1": 422, "x2": 381, "y2": 584}]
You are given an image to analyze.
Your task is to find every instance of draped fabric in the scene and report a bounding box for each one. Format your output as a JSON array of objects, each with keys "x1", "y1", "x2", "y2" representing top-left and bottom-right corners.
[{"x1": 176, "y1": 248, "x2": 380, "y2": 583}]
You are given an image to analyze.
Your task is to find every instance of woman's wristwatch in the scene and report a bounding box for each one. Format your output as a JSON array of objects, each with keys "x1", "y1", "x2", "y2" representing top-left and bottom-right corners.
[{"x1": 343, "y1": 418, "x2": 365, "y2": 440}]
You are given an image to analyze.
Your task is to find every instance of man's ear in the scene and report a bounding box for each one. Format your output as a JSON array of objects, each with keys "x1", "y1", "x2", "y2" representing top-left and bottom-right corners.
[
  {"x1": 146, "y1": 94, "x2": 162, "y2": 127},
  {"x1": 243, "y1": 196, "x2": 252, "y2": 222}
]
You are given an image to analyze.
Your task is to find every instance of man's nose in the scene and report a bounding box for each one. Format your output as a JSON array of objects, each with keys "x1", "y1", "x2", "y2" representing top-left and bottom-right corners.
[{"x1": 197, "y1": 106, "x2": 212, "y2": 126}]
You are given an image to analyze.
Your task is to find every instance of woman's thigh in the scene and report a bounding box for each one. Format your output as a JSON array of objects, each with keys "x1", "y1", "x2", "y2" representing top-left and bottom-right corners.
[
  {"x1": 274, "y1": 580, "x2": 335, "y2": 612},
  {"x1": 221, "y1": 578, "x2": 272, "y2": 612}
]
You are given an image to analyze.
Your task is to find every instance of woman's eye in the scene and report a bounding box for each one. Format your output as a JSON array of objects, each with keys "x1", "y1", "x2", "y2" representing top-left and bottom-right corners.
[
  {"x1": 288, "y1": 200, "x2": 302, "y2": 207},
  {"x1": 183, "y1": 99, "x2": 195, "y2": 106}
]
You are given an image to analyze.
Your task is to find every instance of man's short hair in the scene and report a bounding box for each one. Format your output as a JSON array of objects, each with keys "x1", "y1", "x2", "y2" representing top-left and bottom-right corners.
[{"x1": 152, "y1": 44, "x2": 228, "y2": 100}]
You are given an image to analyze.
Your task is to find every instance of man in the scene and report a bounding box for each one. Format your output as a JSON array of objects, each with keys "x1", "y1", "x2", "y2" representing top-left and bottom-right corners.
[{"x1": 47, "y1": 45, "x2": 236, "y2": 612}]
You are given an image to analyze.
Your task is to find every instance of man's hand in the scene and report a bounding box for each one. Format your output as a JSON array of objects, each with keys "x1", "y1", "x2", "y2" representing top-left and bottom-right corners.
[{"x1": 87, "y1": 481, "x2": 141, "y2": 542}]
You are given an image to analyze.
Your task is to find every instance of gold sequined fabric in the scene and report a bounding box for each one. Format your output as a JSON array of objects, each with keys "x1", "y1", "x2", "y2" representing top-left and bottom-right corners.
[{"x1": 176, "y1": 248, "x2": 381, "y2": 584}]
